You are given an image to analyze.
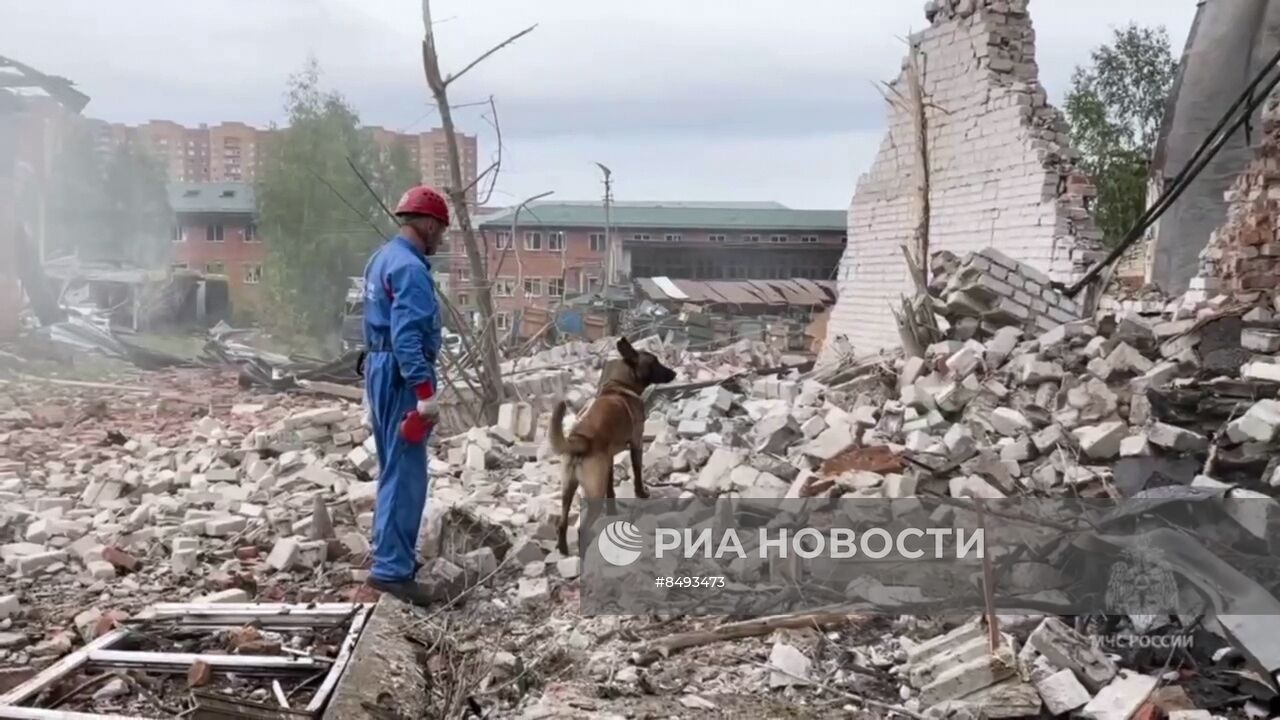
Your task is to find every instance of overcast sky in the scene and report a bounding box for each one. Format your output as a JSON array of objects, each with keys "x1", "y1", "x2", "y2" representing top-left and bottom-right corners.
[{"x1": 4, "y1": 0, "x2": 1197, "y2": 209}]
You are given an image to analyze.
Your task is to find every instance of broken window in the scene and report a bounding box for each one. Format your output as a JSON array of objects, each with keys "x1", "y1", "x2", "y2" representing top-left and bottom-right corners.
[
  {"x1": 243, "y1": 264, "x2": 263, "y2": 285},
  {"x1": 0, "y1": 602, "x2": 371, "y2": 718}
]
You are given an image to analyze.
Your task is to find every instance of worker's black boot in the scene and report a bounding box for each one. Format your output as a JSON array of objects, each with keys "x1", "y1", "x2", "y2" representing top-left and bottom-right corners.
[{"x1": 366, "y1": 578, "x2": 435, "y2": 608}]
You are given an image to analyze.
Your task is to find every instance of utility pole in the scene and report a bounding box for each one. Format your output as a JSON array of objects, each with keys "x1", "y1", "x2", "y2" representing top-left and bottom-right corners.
[{"x1": 596, "y1": 162, "x2": 614, "y2": 286}]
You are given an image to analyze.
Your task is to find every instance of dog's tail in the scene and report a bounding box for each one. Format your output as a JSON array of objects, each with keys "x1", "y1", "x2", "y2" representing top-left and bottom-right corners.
[{"x1": 548, "y1": 401, "x2": 589, "y2": 456}]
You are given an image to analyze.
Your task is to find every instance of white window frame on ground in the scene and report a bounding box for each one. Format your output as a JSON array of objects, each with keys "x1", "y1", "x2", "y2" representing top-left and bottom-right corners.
[
  {"x1": 493, "y1": 277, "x2": 516, "y2": 297},
  {"x1": 589, "y1": 233, "x2": 607, "y2": 252},
  {"x1": 548, "y1": 231, "x2": 565, "y2": 251},
  {"x1": 524, "y1": 277, "x2": 543, "y2": 297},
  {"x1": 243, "y1": 264, "x2": 262, "y2": 285},
  {"x1": 548, "y1": 278, "x2": 564, "y2": 297},
  {"x1": 524, "y1": 231, "x2": 543, "y2": 251}
]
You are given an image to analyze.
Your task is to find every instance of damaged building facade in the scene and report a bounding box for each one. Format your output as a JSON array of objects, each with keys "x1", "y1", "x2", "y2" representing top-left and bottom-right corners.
[{"x1": 821, "y1": 0, "x2": 1103, "y2": 358}]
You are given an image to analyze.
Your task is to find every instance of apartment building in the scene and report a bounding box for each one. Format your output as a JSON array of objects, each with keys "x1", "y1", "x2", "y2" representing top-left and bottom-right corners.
[
  {"x1": 471, "y1": 201, "x2": 846, "y2": 336},
  {"x1": 167, "y1": 182, "x2": 264, "y2": 311},
  {"x1": 93, "y1": 120, "x2": 475, "y2": 189}
]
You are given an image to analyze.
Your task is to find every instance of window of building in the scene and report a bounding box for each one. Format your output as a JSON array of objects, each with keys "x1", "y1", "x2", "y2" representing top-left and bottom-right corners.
[
  {"x1": 548, "y1": 232, "x2": 565, "y2": 251},
  {"x1": 664, "y1": 233, "x2": 683, "y2": 243},
  {"x1": 495, "y1": 231, "x2": 513, "y2": 250},
  {"x1": 457, "y1": 292, "x2": 471, "y2": 306},
  {"x1": 586, "y1": 276, "x2": 601, "y2": 293},
  {"x1": 633, "y1": 233, "x2": 652, "y2": 242},
  {"x1": 742, "y1": 234, "x2": 761, "y2": 243},
  {"x1": 206, "y1": 224, "x2": 224, "y2": 243},
  {"x1": 243, "y1": 264, "x2": 263, "y2": 285},
  {"x1": 800, "y1": 235, "x2": 819, "y2": 243},
  {"x1": 205, "y1": 262, "x2": 225, "y2": 275},
  {"x1": 456, "y1": 267, "x2": 471, "y2": 282},
  {"x1": 589, "y1": 233, "x2": 607, "y2": 252},
  {"x1": 244, "y1": 224, "x2": 260, "y2": 243},
  {"x1": 493, "y1": 277, "x2": 516, "y2": 297},
  {"x1": 770, "y1": 234, "x2": 789, "y2": 243},
  {"x1": 495, "y1": 312, "x2": 511, "y2": 331},
  {"x1": 524, "y1": 277, "x2": 543, "y2": 297},
  {"x1": 548, "y1": 278, "x2": 564, "y2": 297},
  {"x1": 708, "y1": 234, "x2": 726, "y2": 243},
  {"x1": 172, "y1": 225, "x2": 185, "y2": 243},
  {"x1": 524, "y1": 231, "x2": 543, "y2": 251}
]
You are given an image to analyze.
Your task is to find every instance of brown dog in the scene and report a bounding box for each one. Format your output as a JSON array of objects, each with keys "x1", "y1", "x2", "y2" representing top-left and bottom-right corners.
[{"x1": 548, "y1": 337, "x2": 677, "y2": 555}]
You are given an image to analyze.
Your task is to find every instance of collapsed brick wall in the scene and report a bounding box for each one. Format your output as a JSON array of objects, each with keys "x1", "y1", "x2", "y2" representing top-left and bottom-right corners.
[
  {"x1": 1196, "y1": 95, "x2": 1280, "y2": 294},
  {"x1": 821, "y1": 0, "x2": 1102, "y2": 360}
]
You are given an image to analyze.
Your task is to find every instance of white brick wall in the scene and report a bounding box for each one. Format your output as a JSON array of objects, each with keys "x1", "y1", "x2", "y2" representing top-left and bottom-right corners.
[{"x1": 822, "y1": 0, "x2": 1101, "y2": 359}]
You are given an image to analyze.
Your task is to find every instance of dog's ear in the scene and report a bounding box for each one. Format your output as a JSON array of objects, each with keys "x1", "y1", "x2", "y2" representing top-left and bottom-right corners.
[{"x1": 617, "y1": 337, "x2": 638, "y2": 364}]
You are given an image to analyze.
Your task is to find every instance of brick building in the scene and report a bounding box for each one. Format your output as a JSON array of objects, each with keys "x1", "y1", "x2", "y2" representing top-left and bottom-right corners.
[
  {"x1": 92, "y1": 120, "x2": 476, "y2": 190},
  {"x1": 366, "y1": 126, "x2": 479, "y2": 205},
  {"x1": 471, "y1": 201, "x2": 846, "y2": 336},
  {"x1": 167, "y1": 182, "x2": 263, "y2": 311}
]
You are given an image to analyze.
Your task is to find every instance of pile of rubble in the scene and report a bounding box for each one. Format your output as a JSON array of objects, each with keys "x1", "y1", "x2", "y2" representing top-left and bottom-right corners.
[{"x1": 5, "y1": 250, "x2": 1280, "y2": 716}]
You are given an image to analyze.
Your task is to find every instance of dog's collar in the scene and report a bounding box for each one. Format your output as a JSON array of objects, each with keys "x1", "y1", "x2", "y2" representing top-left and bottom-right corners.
[{"x1": 600, "y1": 383, "x2": 644, "y2": 402}]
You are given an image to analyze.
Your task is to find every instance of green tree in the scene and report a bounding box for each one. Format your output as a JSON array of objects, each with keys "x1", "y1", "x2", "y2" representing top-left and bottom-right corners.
[
  {"x1": 46, "y1": 123, "x2": 172, "y2": 264},
  {"x1": 1065, "y1": 23, "x2": 1178, "y2": 247},
  {"x1": 256, "y1": 59, "x2": 406, "y2": 339}
]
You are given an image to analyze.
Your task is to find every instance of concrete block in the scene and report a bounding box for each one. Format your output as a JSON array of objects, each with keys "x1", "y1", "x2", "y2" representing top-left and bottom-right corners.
[
  {"x1": 556, "y1": 556, "x2": 581, "y2": 579},
  {"x1": 694, "y1": 448, "x2": 746, "y2": 493},
  {"x1": 170, "y1": 548, "x2": 198, "y2": 575},
  {"x1": 768, "y1": 642, "x2": 811, "y2": 688},
  {"x1": 1105, "y1": 343, "x2": 1154, "y2": 375},
  {"x1": 1241, "y1": 329, "x2": 1280, "y2": 353},
  {"x1": 802, "y1": 425, "x2": 856, "y2": 461},
  {"x1": 1000, "y1": 436, "x2": 1034, "y2": 462},
  {"x1": 1027, "y1": 617, "x2": 1117, "y2": 691},
  {"x1": 517, "y1": 577, "x2": 549, "y2": 605},
  {"x1": 1032, "y1": 424, "x2": 1066, "y2": 453},
  {"x1": 1080, "y1": 671, "x2": 1157, "y2": 720},
  {"x1": 204, "y1": 516, "x2": 247, "y2": 537},
  {"x1": 1226, "y1": 399, "x2": 1280, "y2": 444},
  {"x1": 1147, "y1": 423, "x2": 1209, "y2": 454},
  {"x1": 199, "y1": 588, "x2": 251, "y2": 604},
  {"x1": 989, "y1": 408, "x2": 1031, "y2": 437},
  {"x1": 1073, "y1": 421, "x2": 1127, "y2": 460},
  {"x1": 946, "y1": 340, "x2": 986, "y2": 377},
  {"x1": 267, "y1": 537, "x2": 301, "y2": 570},
  {"x1": 1242, "y1": 362, "x2": 1280, "y2": 383},
  {"x1": 1119, "y1": 435, "x2": 1150, "y2": 457},
  {"x1": 800, "y1": 415, "x2": 826, "y2": 439},
  {"x1": 1033, "y1": 668, "x2": 1092, "y2": 715},
  {"x1": 1019, "y1": 360, "x2": 1064, "y2": 385}
]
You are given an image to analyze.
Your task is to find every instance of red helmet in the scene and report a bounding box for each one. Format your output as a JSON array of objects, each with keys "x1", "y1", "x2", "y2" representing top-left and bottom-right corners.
[{"x1": 395, "y1": 186, "x2": 450, "y2": 226}]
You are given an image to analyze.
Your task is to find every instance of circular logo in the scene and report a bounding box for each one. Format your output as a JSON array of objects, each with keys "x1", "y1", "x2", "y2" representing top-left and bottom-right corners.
[{"x1": 597, "y1": 520, "x2": 643, "y2": 567}]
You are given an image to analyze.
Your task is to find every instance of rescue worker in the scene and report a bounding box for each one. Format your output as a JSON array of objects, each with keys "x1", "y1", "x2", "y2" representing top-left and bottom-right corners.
[{"x1": 361, "y1": 185, "x2": 448, "y2": 606}]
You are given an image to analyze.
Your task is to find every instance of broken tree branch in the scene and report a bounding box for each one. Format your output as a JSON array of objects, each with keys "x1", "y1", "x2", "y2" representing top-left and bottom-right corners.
[{"x1": 444, "y1": 25, "x2": 538, "y2": 87}]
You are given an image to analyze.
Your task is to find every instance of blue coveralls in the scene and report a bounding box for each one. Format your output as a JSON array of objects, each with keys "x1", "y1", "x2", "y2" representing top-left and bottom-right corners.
[{"x1": 362, "y1": 235, "x2": 442, "y2": 584}]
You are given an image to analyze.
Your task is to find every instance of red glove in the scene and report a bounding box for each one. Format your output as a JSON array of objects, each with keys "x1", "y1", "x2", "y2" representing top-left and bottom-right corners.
[{"x1": 400, "y1": 384, "x2": 437, "y2": 443}]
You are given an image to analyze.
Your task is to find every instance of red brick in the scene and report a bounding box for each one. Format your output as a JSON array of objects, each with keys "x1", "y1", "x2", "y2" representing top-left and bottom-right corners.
[{"x1": 101, "y1": 546, "x2": 138, "y2": 573}]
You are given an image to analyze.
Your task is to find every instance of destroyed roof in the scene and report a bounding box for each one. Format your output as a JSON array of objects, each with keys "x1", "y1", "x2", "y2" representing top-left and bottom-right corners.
[
  {"x1": 635, "y1": 277, "x2": 836, "y2": 307},
  {"x1": 478, "y1": 202, "x2": 845, "y2": 232},
  {"x1": 167, "y1": 182, "x2": 256, "y2": 215}
]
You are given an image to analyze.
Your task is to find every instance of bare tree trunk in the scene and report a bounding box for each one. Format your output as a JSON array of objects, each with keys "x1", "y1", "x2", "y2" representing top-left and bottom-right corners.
[{"x1": 419, "y1": 0, "x2": 534, "y2": 422}]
